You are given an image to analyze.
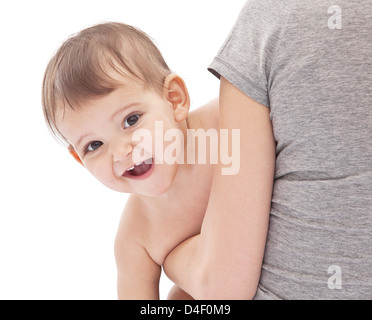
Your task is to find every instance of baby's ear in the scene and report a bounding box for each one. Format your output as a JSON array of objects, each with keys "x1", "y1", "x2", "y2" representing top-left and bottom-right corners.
[
  {"x1": 68, "y1": 146, "x2": 84, "y2": 166},
  {"x1": 163, "y1": 74, "x2": 190, "y2": 122}
]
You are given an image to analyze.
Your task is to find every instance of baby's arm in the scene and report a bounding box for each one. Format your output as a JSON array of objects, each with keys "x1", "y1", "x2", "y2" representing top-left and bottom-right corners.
[
  {"x1": 115, "y1": 237, "x2": 161, "y2": 299},
  {"x1": 114, "y1": 199, "x2": 161, "y2": 299}
]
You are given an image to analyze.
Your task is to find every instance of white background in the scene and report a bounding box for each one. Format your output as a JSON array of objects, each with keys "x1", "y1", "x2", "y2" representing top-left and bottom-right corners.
[{"x1": 0, "y1": 0, "x2": 246, "y2": 299}]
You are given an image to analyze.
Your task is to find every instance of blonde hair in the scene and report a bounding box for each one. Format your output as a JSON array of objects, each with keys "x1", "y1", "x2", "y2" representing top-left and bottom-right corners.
[{"x1": 42, "y1": 22, "x2": 172, "y2": 145}]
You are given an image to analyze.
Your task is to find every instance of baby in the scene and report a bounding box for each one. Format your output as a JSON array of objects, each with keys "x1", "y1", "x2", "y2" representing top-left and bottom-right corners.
[{"x1": 42, "y1": 22, "x2": 221, "y2": 299}]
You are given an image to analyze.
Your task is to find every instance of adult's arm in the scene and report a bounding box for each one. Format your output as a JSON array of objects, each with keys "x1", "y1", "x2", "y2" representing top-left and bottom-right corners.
[{"x1": 163, "y1": 77, "x2": 276, "y2": 299}]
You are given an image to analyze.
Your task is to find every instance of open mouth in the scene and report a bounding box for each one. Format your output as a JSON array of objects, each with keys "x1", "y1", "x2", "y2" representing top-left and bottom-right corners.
[{"x1": 123, "y1": 158, "x2": 153, "y2": 179}]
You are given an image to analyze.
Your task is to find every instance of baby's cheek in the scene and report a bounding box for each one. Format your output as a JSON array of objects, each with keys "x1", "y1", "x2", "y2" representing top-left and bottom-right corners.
[{"x1": 87, "y1": 159, "x2": 111, "y2": 184}]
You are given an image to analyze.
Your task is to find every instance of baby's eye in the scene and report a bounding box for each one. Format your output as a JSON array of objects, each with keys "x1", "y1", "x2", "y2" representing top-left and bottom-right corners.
[
  {"x1": 85, "y1": 141, "x2": 103, "y2": 153},
  {"x1": 124, "y1": 114, "x2": 140, "y2": 128}
]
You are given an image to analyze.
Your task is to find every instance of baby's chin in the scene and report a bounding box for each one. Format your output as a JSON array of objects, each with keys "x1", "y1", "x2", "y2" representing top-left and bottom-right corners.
[{"x1": 135, "y1": 163, "x2": 181, "y2": 197}]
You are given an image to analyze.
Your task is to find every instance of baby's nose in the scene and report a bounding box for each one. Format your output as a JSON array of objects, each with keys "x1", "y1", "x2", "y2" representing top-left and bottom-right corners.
[{"x1": 111, "y1": 137, "x2": 133, "y2": 163}]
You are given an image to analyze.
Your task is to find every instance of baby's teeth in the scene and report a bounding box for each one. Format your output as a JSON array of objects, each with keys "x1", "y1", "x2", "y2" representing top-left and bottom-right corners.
[{"x1": 126, "y1": 160, "x2": 150, "y2": 172}]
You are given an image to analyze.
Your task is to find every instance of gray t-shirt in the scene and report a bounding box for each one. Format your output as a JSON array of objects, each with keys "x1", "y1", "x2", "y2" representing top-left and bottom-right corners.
[{"x1": 209, "y1": 0, "x2": 372, "y2": 299}]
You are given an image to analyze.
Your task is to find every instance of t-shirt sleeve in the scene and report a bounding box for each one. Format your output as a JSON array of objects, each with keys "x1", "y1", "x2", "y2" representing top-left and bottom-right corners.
[{"x1": 208, "y1": 0, "x2": 292, "y2": 107}]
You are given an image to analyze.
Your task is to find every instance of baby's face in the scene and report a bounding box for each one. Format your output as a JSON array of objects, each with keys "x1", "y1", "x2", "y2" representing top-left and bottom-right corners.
[{"x1": 57, "y1": 83, "x2": 184, "y2": 196}]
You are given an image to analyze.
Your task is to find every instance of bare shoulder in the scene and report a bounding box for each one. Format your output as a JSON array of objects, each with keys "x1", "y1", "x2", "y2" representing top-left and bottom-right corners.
[
  {"x1": 114, "y1": 195, "x2": 162, "y2": 299},
  {"x1": 114, "y1": 195, "x2": 150, "y2": 264},
  {"x1": 189, "y1": 97, "x2": 219, "y2": 130}
]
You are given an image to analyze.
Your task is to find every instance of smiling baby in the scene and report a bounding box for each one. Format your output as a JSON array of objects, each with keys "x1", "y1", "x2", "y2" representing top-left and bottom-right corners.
[{"x1": 42, "y1": 22, "x2": 236, "y2": 299}]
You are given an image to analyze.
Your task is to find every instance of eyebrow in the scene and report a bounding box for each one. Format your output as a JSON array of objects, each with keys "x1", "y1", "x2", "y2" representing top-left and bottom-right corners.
[
  {"x1": 110, "y1": 103, "x2": 140, "y2": 121},
  {"x1": 75, "y1": 133, "x2": 92, "y2": 151},
  {"x1": 74, "y1": 103, "x2": 140, "y2": 150}
]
